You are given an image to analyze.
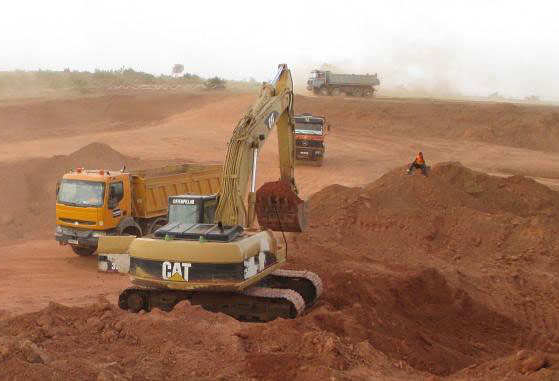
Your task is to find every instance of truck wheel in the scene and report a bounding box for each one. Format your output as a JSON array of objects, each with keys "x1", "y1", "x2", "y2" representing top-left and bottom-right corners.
[
  {"x1": 122, "y1": 227, "x2": 140, "y2": 237},
  {"x1": 353, "y1": 88, "x2": 363, "y2": 97},
  {"x1": 71, "y1": 246, "x2": 96, "y2": 256},
  {"x1": 148, "y1": 218, "x2": 167, "y2": 234},
  {"x1": 331, "y1": 88, "x2": 340, "y2": 96},
  {"x1": 319, "y1": 87, "x2": 330, "y2": 96}
]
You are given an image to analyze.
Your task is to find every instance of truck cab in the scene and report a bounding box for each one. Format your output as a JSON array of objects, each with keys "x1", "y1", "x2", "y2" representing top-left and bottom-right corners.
[
  {"x1": 306, "y1": 70, "x2": 326, "y2": 94},
  {"x1": 55, "y1": 168, "x2": 132, "y2": 256},
  {"x1": 55, "y1": 163, "x2": 223, "y2": 256},
  {"x1": 294, "y1": 114, "x2": 327, "y2": 166}
]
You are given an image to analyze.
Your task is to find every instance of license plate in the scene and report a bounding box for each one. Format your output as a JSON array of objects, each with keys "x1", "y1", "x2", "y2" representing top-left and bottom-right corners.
[
  {"x1": 299, "y1": 151, "x2": 309, "y2": 155},
  {"x1": 68, "y1": 239, "x2": 78, "y2": 245}
]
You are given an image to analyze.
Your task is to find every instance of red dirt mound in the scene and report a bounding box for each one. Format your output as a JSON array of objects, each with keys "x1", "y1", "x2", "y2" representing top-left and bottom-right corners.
[
  {"x1": 295, "y1": 95, "x2": 559, "y2": 152},
  {"x1": 0, "y1": 143, "x2": 155, "y2": 246},
  {"x1": 3, "y1": 162, "x2": 559, "y2": 380},
  {"x1": 287, "y1": 162, "x2": 559, "y2": 378},
  {"x1": 0, "y1": 299, "x2": 244, "y2": 380},
  {"x1": 0, "y1": 268, "x2": 521, "y2": 380},
  {"x1": 305, "y1": 162, "x2": 559, "y2": 263},
  {"x1": 239, "y1": 266, "x2": 523, "y2": 378}
]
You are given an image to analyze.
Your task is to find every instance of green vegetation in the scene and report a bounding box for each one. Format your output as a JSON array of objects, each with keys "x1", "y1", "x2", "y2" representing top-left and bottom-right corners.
[
  {"x1": 204, "y1": 76, "x2": 226, "y2": 89},
  {"x1": 0, "y1": 67, "x2": 259, "y2": 97}
]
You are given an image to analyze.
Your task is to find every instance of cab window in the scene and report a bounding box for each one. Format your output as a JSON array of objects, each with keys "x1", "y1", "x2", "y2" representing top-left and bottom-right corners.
[
  {"x1": 108, "y1": 182, "x2": 124, "y2": 209},
  {"x1": 203, "y1": 200, "x2": 217, "y2": 223}
]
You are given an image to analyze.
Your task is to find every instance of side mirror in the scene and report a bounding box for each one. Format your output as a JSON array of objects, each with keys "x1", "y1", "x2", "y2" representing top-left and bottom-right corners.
[
  {"x1": 327, "y1": 124, "x2": 331, "y2": 132},
  {"x1": 55, "y1": 181, "x2": 60, "y2": 195}
]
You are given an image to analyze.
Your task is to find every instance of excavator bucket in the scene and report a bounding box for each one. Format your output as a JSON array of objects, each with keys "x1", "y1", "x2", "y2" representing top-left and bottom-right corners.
[{"x1": 255, "y1": 180, "x2": 306, "y2": 232}]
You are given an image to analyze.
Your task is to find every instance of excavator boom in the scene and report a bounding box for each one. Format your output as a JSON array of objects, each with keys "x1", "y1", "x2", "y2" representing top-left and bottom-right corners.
[{"x1": 215, "y1": 64, "x2": 305, "y2": 232}]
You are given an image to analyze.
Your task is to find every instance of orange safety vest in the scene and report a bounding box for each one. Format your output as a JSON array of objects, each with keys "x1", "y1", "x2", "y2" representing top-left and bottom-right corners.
[{"x1": 415, "y1": 154, "x2": 425, "y2": 165}]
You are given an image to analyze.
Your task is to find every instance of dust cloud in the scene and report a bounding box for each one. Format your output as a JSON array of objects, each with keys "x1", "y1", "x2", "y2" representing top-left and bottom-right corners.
[{"x1": 2, "y1": 1, "x2": 558, "y2": 101}]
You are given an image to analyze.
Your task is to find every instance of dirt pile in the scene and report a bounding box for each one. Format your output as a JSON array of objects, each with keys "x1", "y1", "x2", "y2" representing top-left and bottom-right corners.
[
  {"x1": 1, "y1": 273, "x2": 513, "y2": 380},
  {"x1": 0, "y1": 300, "x2": 245, "y2": 380},
  {"x1": 0, "y1": 143, "x2": 153, "y2": 246},
  {"x1": 449, "y1": 349, "x2": 559, "y2": 380},
  {"x1": 287, "y1": 162, "x2": 559, "y2": 378},
  {"x1": 304, "y1": 162, "x2": 559, "y2": 261},
  {"x1": 3, "y1": 163, "x2": 559, "y2": 379},
  {"x1": 296, "y1": 95, "x2": 559, "y2": 152}
]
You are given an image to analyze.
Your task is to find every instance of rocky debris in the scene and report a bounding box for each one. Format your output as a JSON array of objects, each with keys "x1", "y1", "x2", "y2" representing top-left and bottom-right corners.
[
  {"x1": 0, "y1": 336, "x2": 50, "y2": 364},
  {"x1": 514, "y1": 351, "x2": 548, "y2": 375}
]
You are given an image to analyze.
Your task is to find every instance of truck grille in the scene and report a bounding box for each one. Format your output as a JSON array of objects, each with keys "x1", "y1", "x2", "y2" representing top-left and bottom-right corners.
[
  {"x1": 60, "y1": 227, "x2": 93, "y2": 237},
  {"x1": 296, "y1": 140, "x2": 323, "y2": 148},
  {"x1": 59, "y1": 218, "x2": 96, "y2": 226}
]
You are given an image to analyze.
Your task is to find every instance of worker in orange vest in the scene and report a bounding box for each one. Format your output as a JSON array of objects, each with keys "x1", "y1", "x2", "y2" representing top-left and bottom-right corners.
[{"x1": 407, "y1": 152, "x2": 427, "y2": 175}]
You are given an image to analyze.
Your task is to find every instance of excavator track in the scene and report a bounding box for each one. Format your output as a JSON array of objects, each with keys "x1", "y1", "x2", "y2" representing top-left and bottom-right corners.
[
  {"x1": 266, "y1": 269, "x2": 323, "y2": 307},
  {"x1": 118, "y1": 284, "x2": 307, "y2": 322}
]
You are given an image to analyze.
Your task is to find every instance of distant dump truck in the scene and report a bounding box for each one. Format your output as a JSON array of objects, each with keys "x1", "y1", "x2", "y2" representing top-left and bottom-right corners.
[
  {"x1": 307, "y1": 70, "x2": 380, "y2": 97},
  {"x1": 294, "y1": 113, "x2": 327, "y2": 166},
  {"x1": 55, "y1": 163, "x2": 222, "y2": 256}
]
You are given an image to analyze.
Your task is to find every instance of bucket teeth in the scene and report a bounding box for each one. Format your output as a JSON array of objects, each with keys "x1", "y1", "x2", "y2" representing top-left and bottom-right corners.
[{"x1": 255, "y1": 180, "x2": 307, "y2": 232}]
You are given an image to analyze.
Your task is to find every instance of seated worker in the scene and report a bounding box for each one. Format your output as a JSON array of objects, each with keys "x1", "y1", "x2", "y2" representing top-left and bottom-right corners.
[{"x1": 407, "y1": 151, "x2": 427, "y2": 175}]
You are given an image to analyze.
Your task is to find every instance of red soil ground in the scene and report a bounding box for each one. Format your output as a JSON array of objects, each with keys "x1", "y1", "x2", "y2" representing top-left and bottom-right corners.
[{"x1": 1, "y1": 91, "x2": 559, "y2": 380}]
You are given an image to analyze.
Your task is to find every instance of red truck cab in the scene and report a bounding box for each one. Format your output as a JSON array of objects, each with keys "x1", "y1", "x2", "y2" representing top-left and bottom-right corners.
[{"x1": 294, "y1": 114, "x2": 327, "y2": 166}]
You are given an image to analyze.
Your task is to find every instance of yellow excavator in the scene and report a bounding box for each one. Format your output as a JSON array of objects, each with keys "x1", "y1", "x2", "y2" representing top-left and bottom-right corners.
[{"x1": 98, "y1": 64, "x2": 322, "y2": 322}]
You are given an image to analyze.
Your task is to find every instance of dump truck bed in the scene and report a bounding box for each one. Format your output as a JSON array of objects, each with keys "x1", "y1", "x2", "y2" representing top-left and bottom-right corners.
[
  {"x1": 130, "y1": 163, "x2": 222, "y2": 219},
  {"x1": 326, "y1": 72, "x2": 380, "y2": 86}
]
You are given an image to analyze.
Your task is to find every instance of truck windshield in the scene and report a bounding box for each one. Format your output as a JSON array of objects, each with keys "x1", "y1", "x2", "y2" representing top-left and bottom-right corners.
[
  {"x1": 58, "y1": 180, "x2": 105, "y2": 207},
  {"x1": 169, "y1": 204, "x2": 199, "y2": 224},
  {"x1": 295, "y1": 122, "x2": 323, "y2": 135}
]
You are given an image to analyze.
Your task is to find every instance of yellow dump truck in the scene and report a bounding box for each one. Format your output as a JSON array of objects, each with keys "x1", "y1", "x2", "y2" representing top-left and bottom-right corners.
[{"x1": 55, "y1": 163, "x2": 222, "y2": 256}]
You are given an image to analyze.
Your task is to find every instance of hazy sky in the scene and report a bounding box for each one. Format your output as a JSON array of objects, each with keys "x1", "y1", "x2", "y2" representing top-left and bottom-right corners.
[{"x1": 1, "y1": 0, "x2": 558, "y2": 99}]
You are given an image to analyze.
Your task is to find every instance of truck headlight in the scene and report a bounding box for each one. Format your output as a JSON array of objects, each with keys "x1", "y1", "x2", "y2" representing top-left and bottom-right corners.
[
  {"x1": 56, "y1": 226, "x2": 63, "y2": 234},
  {"x1": 92, "y1": 232, "x2": 106, "y2": 237}
]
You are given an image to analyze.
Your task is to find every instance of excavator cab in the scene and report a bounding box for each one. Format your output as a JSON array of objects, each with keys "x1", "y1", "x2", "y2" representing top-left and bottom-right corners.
[
  {"x1": 154, "y1": 194, "x2": 245, "y2": 242},
  {"x1": 166, "y1": 194, "x2": 218, "y2": 225}
]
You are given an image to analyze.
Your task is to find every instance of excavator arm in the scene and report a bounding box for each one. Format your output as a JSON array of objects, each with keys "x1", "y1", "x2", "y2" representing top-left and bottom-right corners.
[{"x1": 215, "y1": 64, "x2": 305, "y2": 232}]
